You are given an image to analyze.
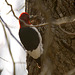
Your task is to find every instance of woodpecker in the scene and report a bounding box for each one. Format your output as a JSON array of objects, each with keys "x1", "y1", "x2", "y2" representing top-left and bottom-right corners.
[{"x1": 19, "y1": 12, "x2": 43, "y2": 66}]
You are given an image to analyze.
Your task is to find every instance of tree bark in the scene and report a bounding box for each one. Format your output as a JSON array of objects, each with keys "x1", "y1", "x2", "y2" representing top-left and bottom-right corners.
[{"x1": 26, "y1": 0, "x2": 75, "y2": 75}]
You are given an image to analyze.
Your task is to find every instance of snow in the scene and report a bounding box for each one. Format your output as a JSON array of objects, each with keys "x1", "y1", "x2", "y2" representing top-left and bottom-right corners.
[
  {"x1": 0, "y1": 0, "x2": 5, "y2": 12},
  {"x1": 0, "y1": 0, "x2": 28, "y2": 75}
]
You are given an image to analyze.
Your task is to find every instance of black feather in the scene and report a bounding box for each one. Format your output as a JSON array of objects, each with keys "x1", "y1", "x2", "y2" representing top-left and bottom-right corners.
[{"x1": 19, "y1": 27, "x2": 40, "y2": 51}]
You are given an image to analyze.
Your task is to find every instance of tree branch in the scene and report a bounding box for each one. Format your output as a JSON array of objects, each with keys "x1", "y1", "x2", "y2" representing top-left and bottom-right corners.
[
  {"x1": 1, "y1": 19, "x2": 15, "y2": 75},
  {"x1": 0, "y1": 57, "x2": 9, "y2": 62},
  {"x1": 5, "y1": 0, "x2": 18, "y2": 19},
  {"x1": 52, "y1": 15, "x2": 75, "y2": 35},
  {"x1": 52, "y1": 15, "x2": 75, "y2": 25},
  {"x1": 5, "y1": 0, "x2": 47, "y2": 27},
  {"x1": 59, "y1": 25, "x2": 75, "y2": 35},
  {"x1": 4, "y1": 0, "x2": 75, "y2": 35},
  {"x1": 0, "y1": 16, "x2": 25, "y2": 50}
]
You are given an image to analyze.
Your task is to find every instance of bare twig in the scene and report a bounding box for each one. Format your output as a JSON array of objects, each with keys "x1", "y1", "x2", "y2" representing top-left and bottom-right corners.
[
  {"x1": 0, "y1": 16, "x2": 25, "y2": 50},
  {"x1": 5, "y1": 0, "x2": 47, "y2": 27},
  {"x1": 1, "y1": 19, "x2": 15, "y2": 75},
  {"x1": 0, "y1": 15, "x2": 27, "y2": 75},
  {"x1": 52, "y1": 15, "x2": 75, "y2": 25},
  {"x1": 59, "y1": 25, "x2": 75, "y2": 35},
  {"x1": 30, "y1": 23, "x2": 48, "y2": 27},
  {"x1": 5, "y1": 0, "x2": 18, "y2": 19},
  {"x1": 52, "y1": 15, "x2": 75, "y2": 35},
  {"x1": 0, "y1": 56, "x2": 26, "y2": 64},
  {"x1": 5, "y1": 0, "x2": 75, "y2": 26},
  {"x1": 4, "y1": 0, "x2": 75, "y2": 35},
  {"x1": 0, "y1": 57, "x2": 9, "y2": 62}
]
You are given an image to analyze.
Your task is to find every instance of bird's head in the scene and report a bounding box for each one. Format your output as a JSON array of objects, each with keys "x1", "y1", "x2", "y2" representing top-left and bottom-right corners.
[{"x1": 19, "y1": 12, "x2": 31, "y2": 28}]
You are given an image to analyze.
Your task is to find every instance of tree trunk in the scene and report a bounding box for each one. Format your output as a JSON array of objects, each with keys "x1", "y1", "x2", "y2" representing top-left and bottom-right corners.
[{"x1": 26, "y1": 0, "x2": 75, "y2": 75}]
